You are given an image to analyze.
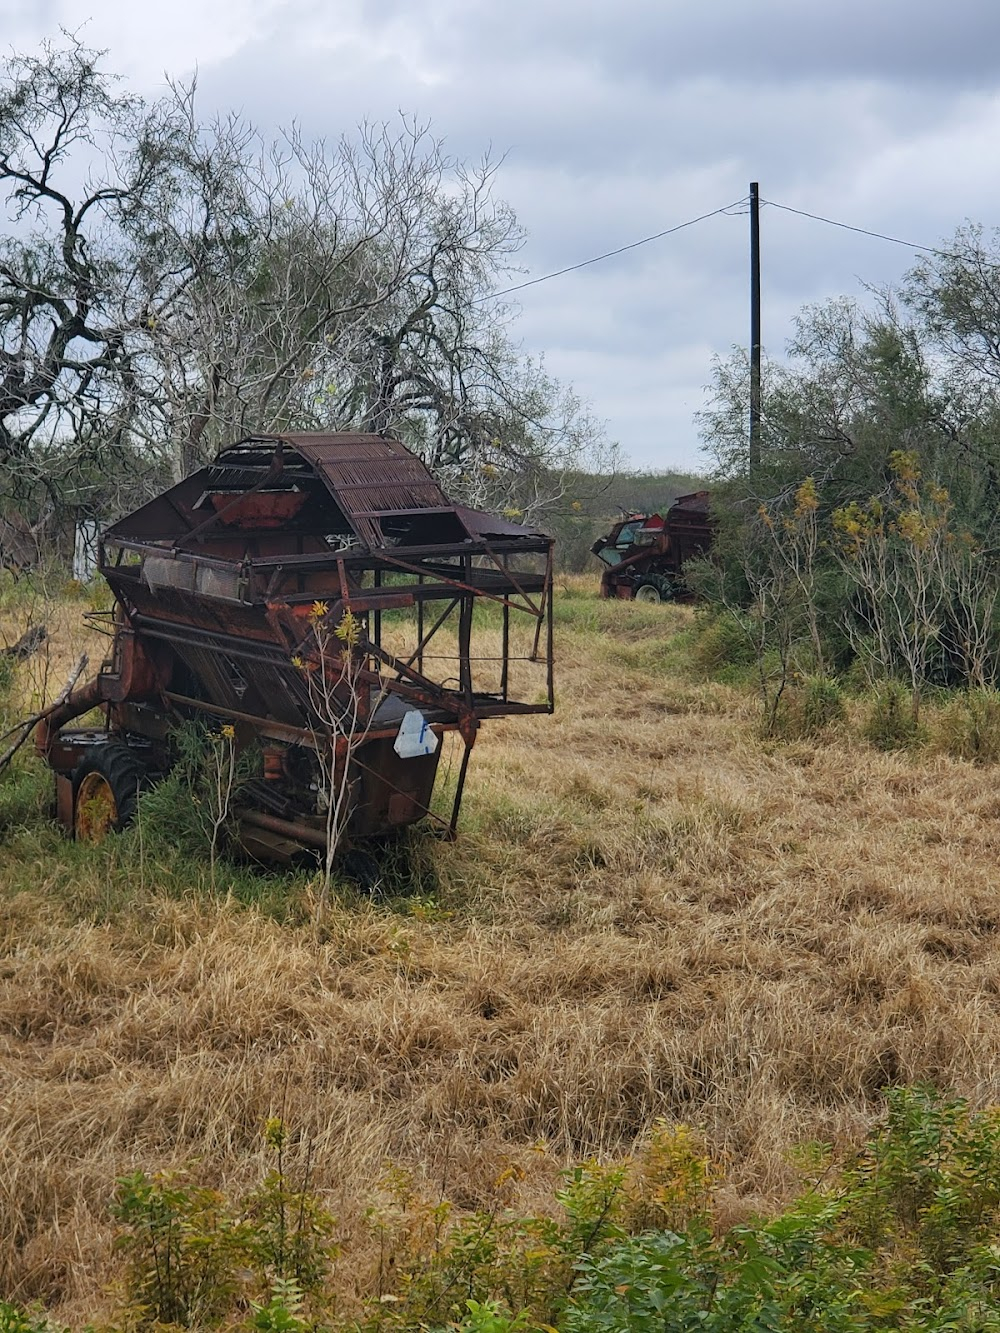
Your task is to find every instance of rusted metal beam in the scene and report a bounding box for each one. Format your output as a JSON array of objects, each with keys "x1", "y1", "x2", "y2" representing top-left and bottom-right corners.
[
  {"x1": 374, "y1": 550, "x2": 543, "y2": 617},
  {"x1": 238, "y1": 806, "x2": 328, "y2": 850}
]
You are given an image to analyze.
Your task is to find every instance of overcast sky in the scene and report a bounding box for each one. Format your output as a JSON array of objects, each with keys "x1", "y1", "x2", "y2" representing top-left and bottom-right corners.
[{"x1": 6, "y1": 0, "x2": 1000, "y2": 470}]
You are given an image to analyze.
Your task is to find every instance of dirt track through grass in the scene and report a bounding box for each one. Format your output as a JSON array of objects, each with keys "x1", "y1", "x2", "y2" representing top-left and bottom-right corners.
[{"x1": 3, "y1": 581, "x2": 1000, "y2": 1317}]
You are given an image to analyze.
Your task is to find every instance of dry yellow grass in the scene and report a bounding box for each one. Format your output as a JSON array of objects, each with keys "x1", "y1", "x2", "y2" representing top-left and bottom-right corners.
[{"x1": 4, "y1": 578, "x2": 1000, "y2": 1318}]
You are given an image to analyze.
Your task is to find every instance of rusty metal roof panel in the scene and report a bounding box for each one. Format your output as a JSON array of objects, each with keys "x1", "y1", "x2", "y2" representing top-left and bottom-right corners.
[
  {"x1": 671, "y1": 491, "x2": 712, "y2": 514},
  {"x1": 103, "y1": 432, "x2": 553, "y2": 554},
  {"x1": 258, "y1": 434, "x2": 551, "y2": 549},
  {"x1": 270, "y1": 434, "x2": 448, "y2": 546},
  {"x1": 453, "y1": 505, "x2": 548, "y2": 542}
]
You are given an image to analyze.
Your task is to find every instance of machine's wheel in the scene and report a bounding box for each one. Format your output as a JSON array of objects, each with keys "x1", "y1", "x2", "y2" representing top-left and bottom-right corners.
[
  {"x1": 633, "y1": 581, "x2": 663, "y2": 604},
  {"x1": 339, "y1": 847, "x2": 385, "y2": 895},
  {"x1": 72, "y1": 743, "x2": 147, "y2": 843}
]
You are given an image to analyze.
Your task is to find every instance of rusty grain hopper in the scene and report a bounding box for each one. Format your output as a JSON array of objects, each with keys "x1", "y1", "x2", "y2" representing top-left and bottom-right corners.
[{"x1": 36, "y1": 433, "x2": 554, "y2": 864}]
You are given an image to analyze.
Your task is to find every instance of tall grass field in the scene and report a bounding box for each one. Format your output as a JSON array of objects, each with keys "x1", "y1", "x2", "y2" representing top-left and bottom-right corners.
[{"x1": 3, "y1": 577, "x2": 1000, "y2": 1328}]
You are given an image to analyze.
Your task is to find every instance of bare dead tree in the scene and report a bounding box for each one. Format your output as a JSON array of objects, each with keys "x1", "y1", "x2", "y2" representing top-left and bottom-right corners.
[
  {"x1": 321, "y1": 157, "x2": 613, "y2": 516},
  {"x1": 1, "y1": 37, "x2": 611, "y2": 527},
  {"x1": 124, "y1": 113, "x2": 468, "y2": 480}
]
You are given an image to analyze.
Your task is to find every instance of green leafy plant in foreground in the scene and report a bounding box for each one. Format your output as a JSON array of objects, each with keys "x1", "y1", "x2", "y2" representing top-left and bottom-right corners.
[
  {"x1": 9, "y1": 1088, "x2": 1000, "y2": 1331},
  {"x1": 565, "y1": 1087, "x2": 1000, "y2": 1333},
  {"x1": 109, "y1": 1118, "x2": 337, "y2": 1330},
  {"x1": 0, "y1": 1302, "x2": 64, "y2": 1333}
]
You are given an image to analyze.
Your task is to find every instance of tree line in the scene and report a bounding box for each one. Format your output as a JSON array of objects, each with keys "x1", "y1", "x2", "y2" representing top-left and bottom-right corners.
[{"x1": 0, "y1": 36, "x2": 613, "y2": 544}]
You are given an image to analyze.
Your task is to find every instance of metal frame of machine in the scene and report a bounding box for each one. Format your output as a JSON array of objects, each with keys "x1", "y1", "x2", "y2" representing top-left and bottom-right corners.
[{"x1": 37, "y1": 433, "x2": 554, "y2": 860}]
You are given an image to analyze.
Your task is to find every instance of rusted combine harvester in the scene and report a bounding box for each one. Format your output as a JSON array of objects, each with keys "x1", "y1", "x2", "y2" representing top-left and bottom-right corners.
[
  {"x1": 592, "y1": 491, "x2": 713, "y2": 603},
  {"x1": 36, "y1": 433, "x2": 554, "y2": 862}
]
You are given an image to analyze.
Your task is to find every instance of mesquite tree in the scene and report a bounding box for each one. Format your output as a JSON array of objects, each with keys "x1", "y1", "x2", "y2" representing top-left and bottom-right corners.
[
  {"x1": 0, "y1": 38, "x2": 188, "y2": 495},
  {"x1": 697, "y1": 264, "x2": 1000, "y2": 701}
]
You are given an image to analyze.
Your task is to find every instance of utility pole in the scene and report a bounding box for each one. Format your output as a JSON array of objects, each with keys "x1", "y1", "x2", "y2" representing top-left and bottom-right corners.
[{"x1": 749, "y1": 181, "x2": 761, "y2": 475}]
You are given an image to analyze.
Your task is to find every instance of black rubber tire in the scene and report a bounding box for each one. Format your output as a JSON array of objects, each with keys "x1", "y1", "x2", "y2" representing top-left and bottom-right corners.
[
  {"x1": 339, "y1": 847, "x2": 385, "y2": 895},
  {"x1": 71, "y1": 742, "x2": 147, "y2": 841},
  {"x1": 633, "y1": 580, "x2": 663, "y2": 604}
]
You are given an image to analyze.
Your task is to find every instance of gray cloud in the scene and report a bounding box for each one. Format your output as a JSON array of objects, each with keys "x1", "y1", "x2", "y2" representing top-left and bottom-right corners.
[
  {"x1": 405, "y1": 0, "x2": 1000, "y2": 88},
  {"x1": 10, "y1": 0, "x2": 1000, "y2": 468}
]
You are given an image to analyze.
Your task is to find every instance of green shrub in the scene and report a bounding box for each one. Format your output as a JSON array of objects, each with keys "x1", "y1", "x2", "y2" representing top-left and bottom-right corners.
[
  {"x1": 863, "y1": 682, "x2": 925, "y2": 751},
  {"x1": 934, "y1": 690, "x2": 1000, "y2": 764},
  {"x1": 844, "y1": 1085, "x2": 1000, "y2": 1271},
  {"x1": 690, "y1": 611, "x2": 758, "y2": 679},
  {"x1": 0, "y1": 757, "x2": 51, "y2": 836},
  {"x1": 0, "y1": 652, "x2": 14, "y2": 708},
  {"x1": 0, "y1": 1302, "x2": 63, "y2": 1333},
  {"x1": 565, "y1": 1203, "x2": 869, "y2": 1333},
  {"x1": 132, "y1": 720, "x2": 257, "y2": 863},
  {"x1": 111, "y1": 1119, "x2": 337, "y2": 1329},
  {"x1": 771, "y1": 676, "x2": 846, "y2": 740},
  {"x1": 566, "y1": 1088, "x2": 1000, "y2": 1333},
  {"x1": 131, "y1": 767, "x2": 208, "y2": 858},
  {"x1": 112, "y1": 1169, "x2": 246, "y2": 1328},
  {"x1": 801, "y1": 676, "x2": 846, "y2": 734},
  {"x1": 14, "y1": 1089, "x2": 1000, "y2": 1330}
]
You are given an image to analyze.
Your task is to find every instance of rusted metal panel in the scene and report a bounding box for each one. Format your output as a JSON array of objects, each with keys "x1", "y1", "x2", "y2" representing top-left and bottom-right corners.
[
  {"x1": 55, "y1": 774, "x2": 74, "y2": 831},
  {"x1": 452, "y1": 505, "x2": 547, "y2": 541},
  {"x1": 280, "y1": 433, "x2": 449, "y2": 548}
]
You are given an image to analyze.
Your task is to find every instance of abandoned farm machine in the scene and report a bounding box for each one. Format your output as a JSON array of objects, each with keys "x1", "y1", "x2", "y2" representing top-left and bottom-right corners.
[
  {"x1": 34, "y1": 432, "x2": 554, "y2": 864},
  {"x1": 591, "y1": 492, "x2": 713, "y2": 603}
]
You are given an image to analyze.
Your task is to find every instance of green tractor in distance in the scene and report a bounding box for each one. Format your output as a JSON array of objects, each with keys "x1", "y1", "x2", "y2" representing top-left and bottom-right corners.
[{"x1": 591, "y1": 491, "x2": 713, "y2": 603}]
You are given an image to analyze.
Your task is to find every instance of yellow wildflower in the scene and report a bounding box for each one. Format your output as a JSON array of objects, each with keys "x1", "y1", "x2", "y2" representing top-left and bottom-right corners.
[
  {"x1": 794, "y1": 477, "x2": 819, "y2": 517},
  {"x1": 334, "y1": 609, "x2": 361, "y2": 647},
  {"x1": 896, "y1": 509, "x2": 930, "y2": 548},
  {"x1": 889, "y1": 449, "x2": 921, "y2": 483}
]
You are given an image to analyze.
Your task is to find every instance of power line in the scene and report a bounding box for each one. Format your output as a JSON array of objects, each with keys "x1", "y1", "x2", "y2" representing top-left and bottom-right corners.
[
  {"x1": 471, "y1": 191, "x2": 959, "y2": 311},
  {"x1": 762, "y1": 197, "x2": 958, "y2": 259},
  {"x1": 480, "y1": 196, "x2": 749, "y2": 303}
]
